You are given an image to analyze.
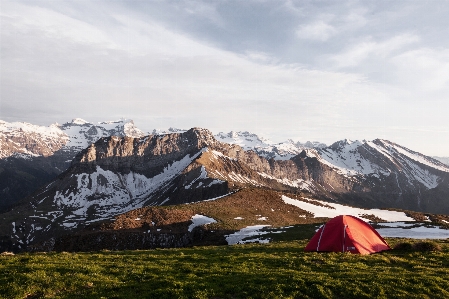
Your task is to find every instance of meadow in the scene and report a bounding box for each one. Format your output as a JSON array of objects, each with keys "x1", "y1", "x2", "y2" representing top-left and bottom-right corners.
[{"x1": 1, "y1": 235, "x2": 449, "y2": 299}]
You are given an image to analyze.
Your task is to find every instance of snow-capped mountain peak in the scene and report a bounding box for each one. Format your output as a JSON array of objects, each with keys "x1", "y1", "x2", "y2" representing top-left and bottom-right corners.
[
  {"x1": 150, "y1": 127, "x2": 187, "y2": 135},
  {"x1": 307, "y1": 138, "x2": 449, "y2": 191},
  {"x1": 71, "y1": 118, "x2": 89, "y2": 125},
  {"x1": 60, "y1": 118, "x2": 145, "y2": 152},
  {"x1": 0, "y1": 118, "x2": 146, "y2": 159},
  {"x1": 0, "y1": 120, "x2": 69, "y2": 158},
  {"x1": 433, "y1": 156, "x2": 449, "y2": 167},
  {"x1": 215, "y1": 131, "x2": 326, "y2": 160},
  {"x1": 299, "y1": 141, "x2": 327, "y2": 149},
  {"x1": 215, "y1": 131, "x2": 272, "y2": 150},
  {"x1": 369, "y1": 139, "x2": 449, "y2": 173}
]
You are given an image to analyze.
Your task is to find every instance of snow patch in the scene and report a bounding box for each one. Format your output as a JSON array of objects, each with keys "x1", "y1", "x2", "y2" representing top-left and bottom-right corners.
[
  {"x1": 226, "y1": 225, "x2": 271, "y2": 245},
  {"x1": 376, "y1": 222, "x2": 449, "y2": 239},
  {"x1": 188, "y1": 214, "x2": 217, "y2": 232},
  {"x1": 281, "y1": 195, "x2": 415, "y2": 222},
  {"x1": 185, "y1": 166, "x2": 208, "y2": 189}
]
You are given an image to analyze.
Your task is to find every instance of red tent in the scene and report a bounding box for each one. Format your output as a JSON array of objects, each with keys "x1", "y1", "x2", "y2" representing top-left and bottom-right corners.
[{"x1": 304, "y1": 215, "x2": 391, "y2": 255}]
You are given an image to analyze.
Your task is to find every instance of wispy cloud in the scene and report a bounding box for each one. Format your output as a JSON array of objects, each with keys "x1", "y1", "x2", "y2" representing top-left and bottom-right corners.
[
  {"x1": 391, "y1": 48, "x2": 449, "y2": 93},
  {"x1": 0, "y1": 1, "x2": 385, "y2": 143},
  {"x1": 296, "y1": 20, "x2": 337, "y2": 41},
  {"x1": 181, "y1": 1, "x2": 225, "y2": 27},
  {"x1": 330, "y1": 33, "x2": 420, "y2": 69}
]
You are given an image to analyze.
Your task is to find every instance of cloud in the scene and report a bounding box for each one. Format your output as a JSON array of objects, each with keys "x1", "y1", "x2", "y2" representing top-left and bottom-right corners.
[
  {"x1": 0, "y1": 2, "x2": 116, "y2": 48},
  {"x1": 181, "y1": 1, "x2": 224, "y2": 27},
  {"x1": 243, "y1": 51, "x2": 279, "y2": 64},
  {"x1": 391, "y1": 48, "x2": 449, "y2": 93},
  {"x1": 343, "y1": 8, "x2": 368, "y2": 29},
  {"x1": 0, "y1": 1, "x2": 387, "y2": 143},
  {"x1": 296, "y1": 20, "x2": 337, "y2": 41},
  {"x1": 330, "y1": 33, "x2": 420, "y2": 68}
]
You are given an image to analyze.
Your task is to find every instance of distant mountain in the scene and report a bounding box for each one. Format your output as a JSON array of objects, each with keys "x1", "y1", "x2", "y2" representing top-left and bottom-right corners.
[
  {"x1": 1, "y1": 127, "x2": 449, "y2": 252},
  {"x1": 0, "y1": 120, "x2": 68, "y2": 159},
  {"x1": 304, "y1": 139, "x2": 449, "y2": 210},
  {"x1": 0, "y1": 118, "x2": 144, "y2": 160},
  {"x1": 150, "y1": 127, "x2": 187, "y2": 135},
  {"x1": 0, "y1": 119, "x2": 145, "y2": 211},
  {"x1": 215, "y1": 131, "x2": 326, "y2": 160},
  {"x1": 59, "y1": 118, "x2": 145, "y2": 156}
]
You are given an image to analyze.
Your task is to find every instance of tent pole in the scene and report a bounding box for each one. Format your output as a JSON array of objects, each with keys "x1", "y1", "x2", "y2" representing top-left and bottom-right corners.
[
  {"x1": 343, "y1": 225, "x2": 348, "y2": 252},
  {"x1": 316, "y1": 224, "x2": 326, "y2": 251}
]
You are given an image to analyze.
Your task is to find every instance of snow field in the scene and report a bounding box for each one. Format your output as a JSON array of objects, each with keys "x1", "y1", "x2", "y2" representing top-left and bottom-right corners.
[
  {"x1": 376, "y1": 222, "x2": 449, "y2": 239},
  {"x1": 225, "y1": 225, "x2": 271, "y2": 245},
  {"x1": 281, "y1": 195, "x2": 414, "y2": 222}
]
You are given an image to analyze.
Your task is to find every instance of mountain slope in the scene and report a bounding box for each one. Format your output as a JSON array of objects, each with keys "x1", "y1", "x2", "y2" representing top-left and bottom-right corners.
[
  {"x1": 307, "y1": 139, "x2": 449, "y2": 210},
  {"x1": 25, "y1": 188, "x2": 448, "y2": 252}
]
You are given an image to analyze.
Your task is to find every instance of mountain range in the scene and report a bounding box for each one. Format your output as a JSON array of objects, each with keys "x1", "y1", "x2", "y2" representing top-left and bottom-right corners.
[
  {"x1": 0, "y1": 119, "x2": 448, "y2": 252},
  {"x1": 0, "y1": 119, "x2": 327, "y2": 211}
]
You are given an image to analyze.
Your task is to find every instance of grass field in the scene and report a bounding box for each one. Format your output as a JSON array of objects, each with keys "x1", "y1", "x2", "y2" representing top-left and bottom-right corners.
[{"x1": 2, "y1": 235, "x2": 449, "y2": 299}]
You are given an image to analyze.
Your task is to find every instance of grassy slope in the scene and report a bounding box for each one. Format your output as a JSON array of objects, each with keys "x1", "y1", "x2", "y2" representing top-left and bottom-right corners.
[
  {"x1": 2, "y1": 238, "x2": 449, "y2": 299},
  {"x1": 106, "y1": 189, "x2": 330, "y2": 233}
]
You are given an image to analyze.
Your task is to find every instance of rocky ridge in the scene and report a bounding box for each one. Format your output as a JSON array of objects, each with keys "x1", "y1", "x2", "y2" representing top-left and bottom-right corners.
[{"x1": 433, "y1": 156, "x2": 449, "y2": 166}]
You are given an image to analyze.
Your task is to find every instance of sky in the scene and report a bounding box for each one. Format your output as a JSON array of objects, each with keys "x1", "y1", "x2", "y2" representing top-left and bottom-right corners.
[{"x1": 1, "y1": 0, "x2": 449, "y2": 156}]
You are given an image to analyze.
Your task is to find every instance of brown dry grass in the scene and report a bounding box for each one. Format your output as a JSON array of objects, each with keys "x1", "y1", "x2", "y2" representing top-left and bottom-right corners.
[
  {"x1": 90, "y1": 189, "x2": 326, "y2": 234},
  {"x1": 177, "y1": 188, "x2": 325, "y2": 230}
]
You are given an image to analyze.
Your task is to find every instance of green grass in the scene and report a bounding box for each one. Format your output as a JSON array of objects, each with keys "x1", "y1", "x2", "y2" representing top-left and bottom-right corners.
[{"x1": 2, "y1": 237, "x2": 449, "y2": 299}]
